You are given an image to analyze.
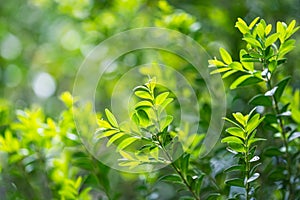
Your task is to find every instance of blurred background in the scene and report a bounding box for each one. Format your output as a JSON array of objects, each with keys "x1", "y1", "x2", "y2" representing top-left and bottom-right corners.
[
  {"x1": 1, "y1": 0, "x2": 300, "y2": 116},
  {"x1": 0, "y1": 0, "x2": 300, "y2": 199}
]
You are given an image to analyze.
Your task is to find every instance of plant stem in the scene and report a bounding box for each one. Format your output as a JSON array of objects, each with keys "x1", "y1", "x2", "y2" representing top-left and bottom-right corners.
[
  {"x1": 158, "y1": 139, "x2": 200, "y2": 200},
  {"x1": 244, "y1": 134, "x2": 250, "y2": 200},
  {"x1": 265, "y1": 73, "x2": 294, "y2": 199}
]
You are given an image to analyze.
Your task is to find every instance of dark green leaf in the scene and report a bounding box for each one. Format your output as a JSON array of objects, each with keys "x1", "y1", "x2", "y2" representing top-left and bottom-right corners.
[
  {"x1": 159, "y1": 174, "x2": 183, "y2": 184},
  {"x1": 224, "y1": 165, "x2": 244, "y2": 173},
  {"x1": 263, "y1": 147, "x2": 284, "y2": 157},
  {"x1": 225, "y1": 178, "x2": 244, "y2": 187},
  {"x1": 249, "y1": 94, "x2": 272, "y2": 106},
  {"x1": 274, "y1": 76, "x2": 291, "y2": 101}
]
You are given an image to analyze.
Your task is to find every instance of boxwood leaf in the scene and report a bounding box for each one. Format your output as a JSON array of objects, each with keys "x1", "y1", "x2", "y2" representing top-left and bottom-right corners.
[
  {"x1": 249, "y1": 94, "x2": 272, "y2": 106},
  {"x1": 105, "y1": 109, "x2": 118, "y2": 128}
]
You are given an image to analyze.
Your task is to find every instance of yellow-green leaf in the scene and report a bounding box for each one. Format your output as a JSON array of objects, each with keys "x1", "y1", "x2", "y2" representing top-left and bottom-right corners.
[{"x1": 219, "y1": 48, "x2": 232, "y2": 64}]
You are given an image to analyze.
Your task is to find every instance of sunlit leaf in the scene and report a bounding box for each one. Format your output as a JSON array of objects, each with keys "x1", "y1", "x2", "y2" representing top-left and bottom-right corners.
[
  {"x1": 105, "y1": 109, "x2": 118, "y2": 128},
  {"x1": 219, "y1": 48, "x2": 232, "y2": 64}
]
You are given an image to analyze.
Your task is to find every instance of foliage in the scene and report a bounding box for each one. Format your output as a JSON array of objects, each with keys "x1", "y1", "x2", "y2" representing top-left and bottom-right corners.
[
  {"x1": 1, "y1": 0, "x2": 300, "y2": 199},
  {"x1": 209, "y1": 17, "x2": 300, "y2": 199}
]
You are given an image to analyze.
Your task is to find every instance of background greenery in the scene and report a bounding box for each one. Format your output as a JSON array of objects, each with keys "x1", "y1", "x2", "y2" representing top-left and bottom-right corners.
[{"x1": 0, "y1": 0, "x2": 300, "y2": 199}]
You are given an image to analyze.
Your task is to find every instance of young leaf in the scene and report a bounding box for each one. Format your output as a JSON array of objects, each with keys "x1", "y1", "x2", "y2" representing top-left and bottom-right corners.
[
  {"x1": 228, "y1": 62, "x2": 244, "y2": 71},
  {"x1": 219, "y1": 48, "x2": 232, "y2": 64},
  {"x1": 235, "y1": 18, "x2": 249, "y2": 34},
  {"x1": 107, "y1": 132, "x2": 125, "y2": 147},
  {"x1": 226, "y1": 127, "x2": 245, "y2": 139},
  {"x1": 265, "y1": 33, "x2": 280, "y2": 47},
  {"x1": 135, "y1": 90, "x2": 153, "y2": 100},
  {"x1": 105, "y1": 109, "x2": 119, "y2": 128},
  {"x1": 155, "y1": 92, "x2": 170, "y2": 105},
  {"x1": 221, "y1": 136, "x2": 244, "y2": 145},
  {"x1": 116, "y1": 137, "x2": 139, "y2": 151},
  {"x1": 159, "y1": 115, "x2": 173, "y2": 131},
  {"x1": 230, "y1": 74, "x2": 253, "y2": 89},
  {"x1": 96, "y1": 129, "x2": 119, "y2": 139},
  {"x1": 232, "y1": 112, "x2": 247, "y2": 126},
  {"x1": 242, "y1": 37, "x2": 262, "y2": 48},
  {"x1": 249, "y1": 17, "x2": 260, "y2": 29}
]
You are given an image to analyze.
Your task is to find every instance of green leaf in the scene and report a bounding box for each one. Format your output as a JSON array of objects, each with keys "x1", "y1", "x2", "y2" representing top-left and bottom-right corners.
[
  {"x1": 96, "y1": 129, "x2": 119, "y2": 139},
  {"x1": 134, "y1": 100, "x2": 153, "y2": 110},
  {"x1": 119, "y1": 150, "x2": 135, "y2": 160},
  {"x1": 105, "y1": 109, "x2": 118, "y2": 128},
  {"x1": 224, "y1": 165, "x2": 244, "y2": 173},
  {"x1": 222, "y1": 70, "x2": 237, "y2": 78},
  {"x1": 119, "y1": 160, "x2": 140, "y2": 168},
  {"x1": 226, "y1": 127, "x2": 245, "y2": 139},
  {"x1": 107, "y1": 132, "x2": 125, "y2": 147},
  {"x1": 230, "y1": 74, "x2": 253, "y2": 89},
  {"x1": 116, "y1": 137, "x2": 139, "y2": 151},
  {"x1": 97, "y1": 119, "x2": 112, "y2": 129},
  {"x1": 159, "y1": 174, "x2": 183, "y2": 184},
  {"x1": 225, "y1": 178, "x2": 244, "y2": 187},
  {"x1": 246, "y1": 114, "x2": 264, "y2": 133},
  {"x1": 242, "y1": 37, "x2": 262, "y2": 48},
  {"x1": 210, "y1": 67, "x2": 231, "y2": 74},
  {"x1": 240, "y1": 49, "x2": 254, "y2": 71},
  {"x1": 249, "y1": 17, "x2": 260, "y2": 29},
  {"x1": 208, "y1": 59, "x2": 226, "y2": 67},
  {"x1": 221, "y1": 136, "x2": 244, "y2": 145},
  {"x1": 158, "y1": 98, "x2": 173, "y2": 113},
  {"x1": 155, "y1": 92, "x2": 170, "y2": 105},
  {"x1": 265, "y1": 24, "x2": 272, "y2": 35},
  {"x1": 137, "y1": 109, "x2": 150, "y2": 125},
  {"x1": 133, "y1": 85, "x2": 149, "y2": 92},
  {"x1": 265, "y1": 33, "x2": 280, "y2": 47},
  {"x1": 274, "y1": 76, "x2": 291, "y2": 101},
  {"x1": 256, "y1": 23, "x2": 265, "y2": 39},
  {"x1": 228, "y1": 143, "x2": 245, "y2": 153},
  {"x1": 219, "y1": 48, "x2": 232, "y2": 64},
  {"x1": 249, "y1": 94, "x2": 272, "y2": 106},
  {"x1": 232, "y1": 112, "x2": 247, "y2": 126},
  {"x1": 263, "y1": 147, "x2": 284, "y2": 157},
  {"x1": 248, "y1": 138, "x2": 266, "y2": 146},
  {"x1": 159, "y1": 115, "x2": 173, "y2": 131},
  {"x1": 134, "y1": 90, "x2": 153, "y2": 100},
  {"x1": 228, "y1": 62, "x2": 244, "y2": 71},
  {"x1": 276, "y1": 21, "x2": 286, "y2": 43},
  {"x1": 278, "y1": 39, "x2": 295, "y2": 58},
  {"x1": 235, "y1": 18, "x2": 249, "y2": 34}
]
